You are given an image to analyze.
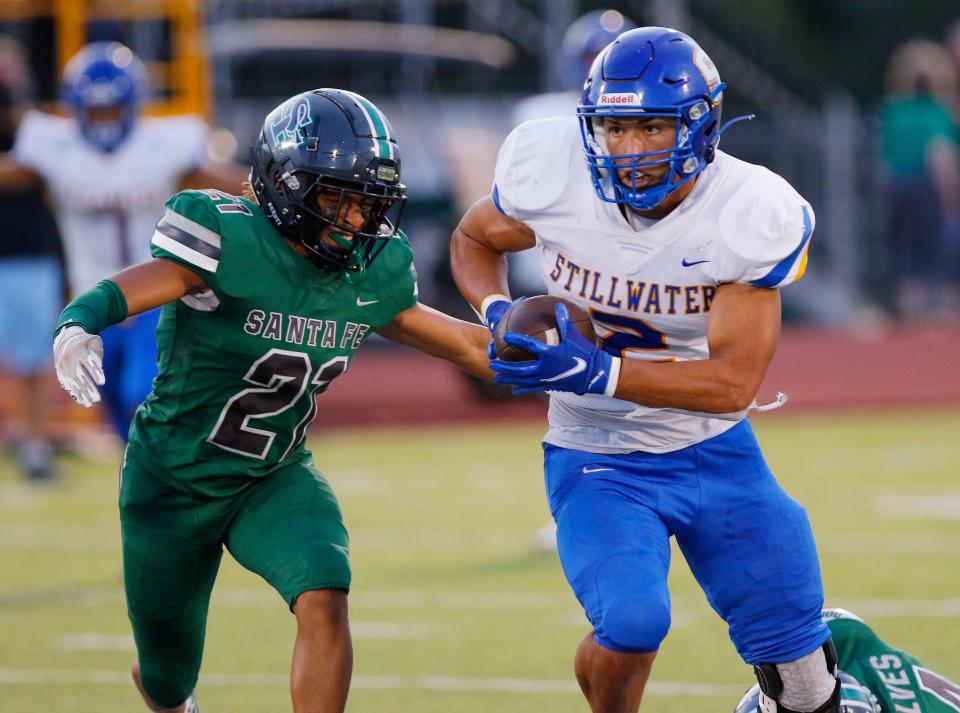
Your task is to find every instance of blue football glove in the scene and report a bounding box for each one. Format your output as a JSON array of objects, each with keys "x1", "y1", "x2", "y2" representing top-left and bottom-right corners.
[
  {"x1": 490, "y1": 303, "x2": 621, "y2": 396},
  {"x1": 482, "y1": 295, "x2": 526, "y2": 334}
]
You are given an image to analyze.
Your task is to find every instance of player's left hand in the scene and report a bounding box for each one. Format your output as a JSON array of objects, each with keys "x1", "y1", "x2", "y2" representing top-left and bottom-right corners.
[{"x1": 490, "y1": 303, "x2": 620, "y2": 396}]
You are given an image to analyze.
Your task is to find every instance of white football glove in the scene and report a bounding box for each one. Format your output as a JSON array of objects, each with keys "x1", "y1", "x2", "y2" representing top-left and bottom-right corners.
[{"x1": 53, "y1": 325, "x2": 105, "y2": 408}]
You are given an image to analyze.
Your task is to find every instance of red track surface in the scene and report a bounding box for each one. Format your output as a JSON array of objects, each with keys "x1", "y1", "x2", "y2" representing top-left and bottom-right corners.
[{"x1": 313, "y1": 322, "x2": 960, "y2": 429}]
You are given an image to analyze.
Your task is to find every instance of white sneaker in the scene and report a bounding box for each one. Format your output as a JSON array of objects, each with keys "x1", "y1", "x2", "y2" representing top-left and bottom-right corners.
[{"x1": 184, "y1": 693, "x2": 199, "y2": 713}]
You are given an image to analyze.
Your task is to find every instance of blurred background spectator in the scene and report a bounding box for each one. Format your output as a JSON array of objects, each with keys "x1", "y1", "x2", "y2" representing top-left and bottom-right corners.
[
  {"x1": 880, "y1": 39, "x2": 960, "y2": 318},
  {"x1": 0, "y1": 35, "x2": 63, "y2": 481}
]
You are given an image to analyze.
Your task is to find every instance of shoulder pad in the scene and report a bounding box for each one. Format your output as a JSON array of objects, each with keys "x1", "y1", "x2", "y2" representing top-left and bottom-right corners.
[
  {"x1": 493, "y1": 116, "x2": 581, "y2": 220},
  {"x1": 708, "y1": 164, "x2": 814, "y2": 287}
]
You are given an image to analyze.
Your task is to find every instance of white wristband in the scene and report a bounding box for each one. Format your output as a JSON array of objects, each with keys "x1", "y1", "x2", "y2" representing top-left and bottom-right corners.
[
  {"x1": 603, "y1": 357, "x2": 622, "y2": 398},
  {"x1": 479, "y1": 293, "x2": 511, "y2": 326}
]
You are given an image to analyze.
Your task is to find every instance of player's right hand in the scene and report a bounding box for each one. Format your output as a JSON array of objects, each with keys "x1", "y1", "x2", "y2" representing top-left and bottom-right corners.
[{"x1": 53, "y1": 325, "x2": 105, "y2": 408}]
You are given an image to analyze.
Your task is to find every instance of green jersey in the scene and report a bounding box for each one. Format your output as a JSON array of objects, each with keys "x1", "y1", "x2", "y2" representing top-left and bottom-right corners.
[
  {"x1": 130, "y1": 189, "x2": 417, "y2": 496},
  {"x1": 825, "y1": 609, "x2": 960, "y2": 713}
]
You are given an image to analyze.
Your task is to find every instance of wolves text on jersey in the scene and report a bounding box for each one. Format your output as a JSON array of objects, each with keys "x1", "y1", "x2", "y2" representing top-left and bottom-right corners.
[
  {"x1": 243, "y1": 309, "x2": 370, "y2": 351},
  {"x1": 548, "y1": 252, "x2": 717, "y2": 316},
  {"x1": 869, "y1": 654, "x2": 922, "y2": 713}
]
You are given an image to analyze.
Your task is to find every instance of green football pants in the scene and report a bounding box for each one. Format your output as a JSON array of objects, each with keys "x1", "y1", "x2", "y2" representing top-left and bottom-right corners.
[{"x1": 119, "y1": 445, "x2": 350, "y2": 707}]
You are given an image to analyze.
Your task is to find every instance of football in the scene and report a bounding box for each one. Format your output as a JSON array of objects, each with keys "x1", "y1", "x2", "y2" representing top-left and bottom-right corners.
[{"x1": 492, "y1": 295, "x2": 597, "y2": 361}]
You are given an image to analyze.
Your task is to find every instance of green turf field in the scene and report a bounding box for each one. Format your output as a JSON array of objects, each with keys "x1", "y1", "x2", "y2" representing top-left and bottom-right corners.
[{"x1": 1, "y1": 409, "x2": 958, "y2": 712}]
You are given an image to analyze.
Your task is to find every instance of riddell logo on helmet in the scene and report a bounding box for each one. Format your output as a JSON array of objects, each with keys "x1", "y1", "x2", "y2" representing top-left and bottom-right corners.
[{"x1": 599, "y1": 93, "x2": 639, "y2": 105}]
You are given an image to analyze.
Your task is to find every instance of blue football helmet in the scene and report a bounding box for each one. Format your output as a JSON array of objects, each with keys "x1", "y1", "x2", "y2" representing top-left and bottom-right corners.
[
  {"x1": 577, "y1": 26, "x2": 725, "y2": 210},
  {"x1": 560, "y1": 9, "x2": 637, "y2": 89},
  {"x1": 61, "y1": 41, "x2": 147, "y2": 153},
  {"x1": 734, "y1": 672, "x2": 880, "y2": 713}
]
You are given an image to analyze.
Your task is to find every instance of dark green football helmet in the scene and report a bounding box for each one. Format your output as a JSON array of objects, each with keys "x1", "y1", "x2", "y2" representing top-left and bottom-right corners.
[{"x1": 250, "y1": 88, "x2": 406, "y2": 272}]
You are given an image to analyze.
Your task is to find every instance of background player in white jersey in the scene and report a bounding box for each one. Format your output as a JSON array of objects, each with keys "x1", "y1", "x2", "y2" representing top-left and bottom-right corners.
[
  {"x1": 451, "y1": 27, "x2": 837, "y2": 713},
  {"x1": 0, "y1": 41, "x2": 244, "y2": 437}
]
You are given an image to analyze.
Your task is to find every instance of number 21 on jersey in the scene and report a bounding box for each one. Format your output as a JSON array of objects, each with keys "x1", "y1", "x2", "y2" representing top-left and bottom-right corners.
[{"x1": 208, "y1": 349, "x2": 347, "y2": 460}]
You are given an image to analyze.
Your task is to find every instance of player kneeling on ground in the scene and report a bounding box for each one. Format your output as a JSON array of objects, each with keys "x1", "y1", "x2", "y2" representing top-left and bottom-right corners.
[{"x1": 53, "y1": 88, "x2": 490, "y2": 713}]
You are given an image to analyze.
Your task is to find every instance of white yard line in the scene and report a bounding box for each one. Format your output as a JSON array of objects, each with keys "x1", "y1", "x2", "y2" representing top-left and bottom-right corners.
[
  {"x1": 834, "y1": 599, "x2": 960, "y2": 618},
  {"x1": 0, "y1": 667, "x2": 743, "y2": 696},
  {"x1": 21, "y1": 586, "x2": 960, "y2": 621},
  {"x1": 874, "y1": 494, "x2": 960, "y2": 520}
]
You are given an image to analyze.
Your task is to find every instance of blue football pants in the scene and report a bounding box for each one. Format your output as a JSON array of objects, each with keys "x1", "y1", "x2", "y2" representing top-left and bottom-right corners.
[{"x1": 543, "y1": 420, "x2": 830, "y2": 664}]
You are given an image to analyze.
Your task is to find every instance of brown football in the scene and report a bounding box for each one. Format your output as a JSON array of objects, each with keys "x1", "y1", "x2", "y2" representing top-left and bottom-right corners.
[{"x1": 492, "y1": 295, "x2": 597, "y2": 361}]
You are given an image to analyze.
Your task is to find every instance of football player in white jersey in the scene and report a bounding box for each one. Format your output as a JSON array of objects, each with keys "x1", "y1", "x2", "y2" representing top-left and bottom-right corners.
[
  {"x1": 0, "y1": 41, "x2": 245, "y2": 438},
  {"x1": 511, "y1": 9, "x2": 636, "y2": 551},
  {"x1": 451, "y1": 27, "x2": 837, "y2": 713}
]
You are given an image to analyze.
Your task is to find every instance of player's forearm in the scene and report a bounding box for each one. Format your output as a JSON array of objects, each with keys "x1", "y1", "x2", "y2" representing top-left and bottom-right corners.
[
  {"x1": 379, "y1": 304, "x2": 493, "y2": 379},
  {"x1": 450, "y1": 226, "x2": 511, "y2": 311},
  {"x1": 416, "y1": 320, "x2": 492, "y2": 379},
  {"x1": 55, "y1": 260, "x2": 200, "y2": 336},
  {"x1": 0, "y1": 155, "x2": 40, "y2": 190},
  {"x1": 111, "y1": 259, "x2": 206, "y2": 315},
  {"x1": 613, "y1": 356, "x2": 765, "y2": 414},
  {"x1": 56, "y1": 279, "x2": 128, "y2": 336}
]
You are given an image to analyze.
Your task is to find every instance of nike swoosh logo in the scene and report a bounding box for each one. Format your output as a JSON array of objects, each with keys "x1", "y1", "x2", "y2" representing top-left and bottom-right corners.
[
  {"x1": 356, "y1": 297, "x2": 380, "y2": 307},
  {"x1": 542, "y1": 357, "x2": 586, "y2": 383},
  {"x1": 681, "y1": 258, "x2": 710, "y2": 267},
  {"x1": 582, "y1": 466, "x2": 614, "y2": 474}
]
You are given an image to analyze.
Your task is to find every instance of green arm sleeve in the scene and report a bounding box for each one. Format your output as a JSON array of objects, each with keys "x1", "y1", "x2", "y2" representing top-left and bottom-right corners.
[{"x1": 55, "y1": 279, "x2": 129, "y2": 336}]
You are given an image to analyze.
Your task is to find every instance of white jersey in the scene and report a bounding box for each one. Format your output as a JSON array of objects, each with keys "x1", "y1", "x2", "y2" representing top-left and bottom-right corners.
[
  {"x1": 493, "y1": 117, "x2": 814, "y2": 454},
  {"x1": 14, "y1": 110, "x2": 208, "y2": 293}
]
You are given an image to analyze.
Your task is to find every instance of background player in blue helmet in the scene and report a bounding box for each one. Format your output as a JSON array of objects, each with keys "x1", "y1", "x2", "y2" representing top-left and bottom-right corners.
[
  {"x1": 513, "y1": 9, "x2": 638, "y2": 126},
  {"x1": 61, "y1": 40, "x2": 146, "y2": 153},
  {"x1": 735, "y1": 609, "x2": 960, "y2": 713},
  {"x1": 0, "y1": 41, "x2": 246, "y2": 440},
  {"x1": 53, "y1": 88, "x2": 491, "y2": 713},
  {"x1": 452, "y1": 26, "x2": 837, "y2": 713}
]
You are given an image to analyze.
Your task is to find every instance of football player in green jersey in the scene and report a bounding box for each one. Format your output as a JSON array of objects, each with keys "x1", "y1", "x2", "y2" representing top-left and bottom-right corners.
[
  {"x1": 51, "y1": 89, "x2": 491, "y2": 713},
  {"x1": 734, "y1": 608, "x2": 960, "y2": 713}
]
